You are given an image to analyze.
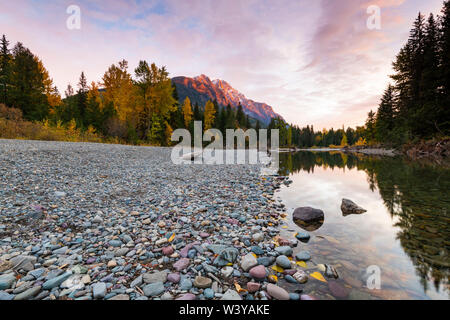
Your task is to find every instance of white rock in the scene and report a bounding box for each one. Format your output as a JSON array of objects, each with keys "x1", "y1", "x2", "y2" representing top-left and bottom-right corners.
[
  {"x1": 240, "y1": 253, "x2": 258, "y2": 271},
  {"x1": 221, "y1": 289, "x2": 242, "y2": 300}
]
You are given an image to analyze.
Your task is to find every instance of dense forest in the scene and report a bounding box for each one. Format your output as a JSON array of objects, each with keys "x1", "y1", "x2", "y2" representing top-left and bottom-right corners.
[
  {"x1": 0, "y1": 1, "x2": 449, "y2": 148},
  {"x1": 365, "y1": 1, "x2": 450, "y2": 145}
]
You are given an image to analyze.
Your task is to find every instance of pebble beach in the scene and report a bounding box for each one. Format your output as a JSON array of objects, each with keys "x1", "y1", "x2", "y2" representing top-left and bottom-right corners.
[{"x1": 0, "y1": 139, "x2": 315, "y2": 301}]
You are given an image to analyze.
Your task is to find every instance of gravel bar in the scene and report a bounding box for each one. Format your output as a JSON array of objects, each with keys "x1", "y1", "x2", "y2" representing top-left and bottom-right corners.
[{"x1": 0, "y1": 139, "x2": 311, "y2": 301}]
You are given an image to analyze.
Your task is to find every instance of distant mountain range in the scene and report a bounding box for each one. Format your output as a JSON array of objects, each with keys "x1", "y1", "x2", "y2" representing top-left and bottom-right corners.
[{"x1": 172, "y1": 74, "x2": 283, "y2": 125}]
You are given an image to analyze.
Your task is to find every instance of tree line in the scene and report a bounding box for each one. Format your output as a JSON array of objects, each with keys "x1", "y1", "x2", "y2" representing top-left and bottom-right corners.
[{"x1": 0, "y1": 36, "x2": 265, "y2": 146}]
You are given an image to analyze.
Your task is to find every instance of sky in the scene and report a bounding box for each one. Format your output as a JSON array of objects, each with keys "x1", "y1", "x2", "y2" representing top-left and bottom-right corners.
[{"x1": 0, "y1": 0, "x2": 445, "y2": 129}]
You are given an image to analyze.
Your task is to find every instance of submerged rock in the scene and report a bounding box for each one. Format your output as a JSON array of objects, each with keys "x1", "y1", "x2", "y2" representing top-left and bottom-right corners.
[
  {"x1": 293, "y1": 207, "x2": 324, "y2": 231},
  {"x1": 328, "y1": 280, "x2": 350, "y2": 298}
]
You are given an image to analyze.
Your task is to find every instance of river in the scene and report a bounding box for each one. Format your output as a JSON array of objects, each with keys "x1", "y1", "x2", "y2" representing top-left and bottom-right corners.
[{"x1": 276, "y1": 151, "x2": 449, "y2": 300}]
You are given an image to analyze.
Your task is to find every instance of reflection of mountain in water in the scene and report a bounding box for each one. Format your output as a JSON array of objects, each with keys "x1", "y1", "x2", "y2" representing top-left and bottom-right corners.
[{"x1": 279, "y1": 151, "x2": 450, "y2": 294}]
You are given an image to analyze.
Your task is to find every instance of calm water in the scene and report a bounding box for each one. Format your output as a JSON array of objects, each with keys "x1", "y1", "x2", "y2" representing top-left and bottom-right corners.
[{"x1": 277, "y1": 151, "x2": 449, "y2": 300}]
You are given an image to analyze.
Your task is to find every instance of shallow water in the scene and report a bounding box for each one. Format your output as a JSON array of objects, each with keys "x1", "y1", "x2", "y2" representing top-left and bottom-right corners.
[{"x1": 277, "y1": 151, "x2": 449, "y2": 300}]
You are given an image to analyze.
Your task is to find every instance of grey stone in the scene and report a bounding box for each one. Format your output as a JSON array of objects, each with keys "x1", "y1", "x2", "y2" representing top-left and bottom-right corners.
[{"x1": 143, "y1": 282, "x2": 165, "y2": 297}]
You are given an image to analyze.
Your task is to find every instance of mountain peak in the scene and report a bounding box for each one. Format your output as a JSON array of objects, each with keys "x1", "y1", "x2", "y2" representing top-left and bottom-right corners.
[
  {"x1": 172, "y1": 75, "x2": 283, "y2": 125},
  {"x1": 194, "y1": 74, "x2": 212, "y2": 82}
]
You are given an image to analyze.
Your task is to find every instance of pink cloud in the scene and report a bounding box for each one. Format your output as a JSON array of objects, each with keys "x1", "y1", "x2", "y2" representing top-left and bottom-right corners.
[{"x1": 0, "y1": 0, "x2": 445, "y2": 129}]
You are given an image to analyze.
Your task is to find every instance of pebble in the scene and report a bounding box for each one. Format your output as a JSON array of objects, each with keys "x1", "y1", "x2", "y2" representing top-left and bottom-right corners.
[
  {"x1": 0, "y1": 291, "x2": 15, "y2": 300},
  {"x1": 92, "y1": 282, "x2": 107, "y2": 299},
  {"x1": 179, "y1": 279, "x2": 193, "y2": 291},
  {"x1": 176, "y1": 293, "x2": 196, "y2": 300},
  {"x1": 42, "y1": 272, "x2": 72, "y2": 290},
  {"x1": 276, "y1": 255, "x2": 292, "y2": 269},
  {"x1": 295, "y1": 231, "x2": 311, "y2": 242},
  {"x1": 0, "y1": 274, "x2": 16, "y2": 290},
  {"x1": 221, "y1": 289, "x2": 242, "y2": 300},
  {"x1": 247, "y1": 282, "x2": 261, "y2": 293},
  {"x1": 167, "y1": 273, "x2": 180, "y2": 283},
  {"x1": 143, "y1": 282, "x2": 165, "y2": 297},
  {"x1": 194, "y1": 276, "x2": 212, "y2": 288},
  {"x1": 328, "y1": 280, "x2": 350, "y2": 298},
  {"x1": 266, "y1": 283, "x2": 290, "y2": 300},
  {"x1": 275, "y1": 246, "x2": 293, "y2": 256},
  {"x1": 295, "y1": 251, "x2": 311, "y2": 261},
  {"x1": 293, "y1": 270, "x2": 308, "y2": 284},
  {"x1": 173, "y1": 258, "x2": 190, "y2": 271},
  {"x1": 13, "y1": 286, "x2": 42, "y2": 300},
  {"x1": 249, "y1": 265, "x2": 267, "y2": 280},
  {"x1": 204, "y1": 288, "x2": 215, "y2": 299},
  {"x1": 241, "y1": 253, "x2": 258, "y2": 271},
  {"x1": 143, "y1": 271, "x2": 168, "y2": 284}
]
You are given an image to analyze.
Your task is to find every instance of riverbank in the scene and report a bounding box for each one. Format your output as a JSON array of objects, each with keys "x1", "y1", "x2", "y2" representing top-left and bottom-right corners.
[{"x1": 0, "y1": 139, "x2": 313, "y2": 301}]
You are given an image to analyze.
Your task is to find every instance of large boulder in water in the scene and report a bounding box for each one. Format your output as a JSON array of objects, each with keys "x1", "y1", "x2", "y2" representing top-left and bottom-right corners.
[
  {"x1": 292, "y1": 207, "x2": 324, "y2": 231},
  {"x1": 341, "y1": 199, "x2": 367, "y2": 216}
]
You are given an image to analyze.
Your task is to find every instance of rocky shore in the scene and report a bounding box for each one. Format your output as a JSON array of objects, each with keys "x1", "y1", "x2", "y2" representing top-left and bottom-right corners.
[{"x1": 0, "y1": 139, "x2": 315, "y2": 301}]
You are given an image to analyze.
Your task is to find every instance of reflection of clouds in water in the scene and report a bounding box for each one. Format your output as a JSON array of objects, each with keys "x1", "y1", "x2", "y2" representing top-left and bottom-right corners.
[{"x1": 277, "y1": 153, "x2": 447, "y2": 299}]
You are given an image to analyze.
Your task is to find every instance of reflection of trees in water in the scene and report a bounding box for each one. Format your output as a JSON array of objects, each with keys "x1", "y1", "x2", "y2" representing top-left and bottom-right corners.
[{"x1": 279, "y1": 152, "x2": 450, "y2": 294}]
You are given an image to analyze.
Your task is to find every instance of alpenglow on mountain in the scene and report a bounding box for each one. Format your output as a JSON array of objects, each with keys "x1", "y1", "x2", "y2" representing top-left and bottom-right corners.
[{"x1": 172, "y1": 74, "x2": 283, "y2": 125}]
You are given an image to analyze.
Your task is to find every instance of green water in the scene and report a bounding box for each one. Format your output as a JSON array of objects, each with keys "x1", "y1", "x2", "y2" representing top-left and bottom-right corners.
[{"x1": 277, "y1": 151, "x2": 449, "y2": 300}]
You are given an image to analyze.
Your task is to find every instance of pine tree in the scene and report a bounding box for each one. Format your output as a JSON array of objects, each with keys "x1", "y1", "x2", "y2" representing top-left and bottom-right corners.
[
  {"x1": 193, "y1": 102, "x2": 200, "y2": 121},
  {"x1": 236, "y1": 103, "x2": 245, "y2": 127},
  {"x1": 225, "y1": 104, "x2": 236, "y2": 129},
  {"x1": 65, "y1": 84, "x2": 74, "y2": 98},
  {"x1": 0, "y1": 35, "x2": 11, "y2": 105},
  {"x1": 218, "y1": 106, "x2": 227, "y2": 134},
  {"x1": 9, "y1": 42, "x2": 48, "y2": 120},
  {"x1": 76, "y1": 72, "x2": 88, "y2": 127},
  {"x1": 365, "y1": 110, "x2": 376, "y2": 143},
  {"x1": 415, "y1": 13, "x2": 441, "y2": 137},
  {"x1": 375, "y1": 85, "x2": 396, "y2": 142}
]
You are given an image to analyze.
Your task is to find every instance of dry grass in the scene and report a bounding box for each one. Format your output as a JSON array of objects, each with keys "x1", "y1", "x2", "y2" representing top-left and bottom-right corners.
[{"x1": 0, "y1": 104, "x2": 103, "y2": 143}]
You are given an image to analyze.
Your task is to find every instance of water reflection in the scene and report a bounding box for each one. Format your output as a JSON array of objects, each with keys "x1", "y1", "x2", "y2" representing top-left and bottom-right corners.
[{"x1": 278, "y1": 151, "x2": 449, "y2": 299}]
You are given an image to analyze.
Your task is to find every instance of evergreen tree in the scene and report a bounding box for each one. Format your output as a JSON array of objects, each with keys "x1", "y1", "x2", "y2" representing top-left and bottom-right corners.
[
  {"x1": 0, "y1": 35, "x2": 11, "y2": 105},
  {"x1": 218, "y1": 106, "x2": 227, "y2": 134},
  {"x1": 375, "y1": 85, "x2": 396, "y2": 142},
  {"x1": 236, "y1": 103, "x2": 245, "y2": 127},
  {"x1": 193, "y1": 102, "x2": 201, "y2": 121},
  {"x1": 9, "y1": 42, "x2": 48, "y2": 120},
  {"x1": 225, "y1": 104, "x2": 236, "y2": 129},
  {"x1": 365, "y1": 110, "x2": 376, "y2": 143},
  {"x1": 76, "y1": 72, "x2": 88, "y2": 127},
  {"x1": 213, "y1": 100, "x2": 220, "y2": 128}
]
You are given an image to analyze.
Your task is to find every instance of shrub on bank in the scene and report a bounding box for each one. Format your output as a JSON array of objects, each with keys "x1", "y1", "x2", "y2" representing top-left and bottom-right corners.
[{"x1": 0, "y1": 104, "x2": 104, "y2": 143}]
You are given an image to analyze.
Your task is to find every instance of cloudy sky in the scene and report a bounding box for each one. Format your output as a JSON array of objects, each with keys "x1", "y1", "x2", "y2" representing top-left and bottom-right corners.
[{"x1": 0, "y1": 0, "x2": 445, "y2": 129}]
